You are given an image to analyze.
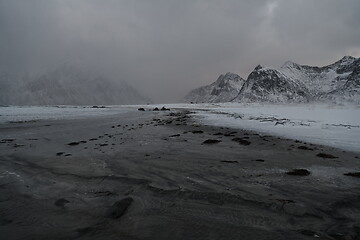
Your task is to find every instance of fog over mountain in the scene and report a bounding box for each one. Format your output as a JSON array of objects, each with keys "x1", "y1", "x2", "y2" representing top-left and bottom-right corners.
[
  {"x1": 0, "y1": 65, "x2": 150, "y2": 105},
  {"x1": 0, "y1": 0, "x2": 360, "y2": 103}
]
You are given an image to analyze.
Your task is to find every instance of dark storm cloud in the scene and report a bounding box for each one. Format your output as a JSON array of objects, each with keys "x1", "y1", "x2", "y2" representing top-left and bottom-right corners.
[{"x1": 0, "y1": 0, "x2": 359, "y2": 102}]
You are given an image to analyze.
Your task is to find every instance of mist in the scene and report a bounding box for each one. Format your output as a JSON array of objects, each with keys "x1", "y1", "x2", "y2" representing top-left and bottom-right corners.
[{"x1": 1, "y1": 0, "x2": 360, "y2": 103}]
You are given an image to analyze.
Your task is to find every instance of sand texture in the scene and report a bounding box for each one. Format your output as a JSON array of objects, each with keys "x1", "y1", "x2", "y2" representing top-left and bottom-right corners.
[{"x1": 0, "y1": 109, "x2": 359, "y2": 239}]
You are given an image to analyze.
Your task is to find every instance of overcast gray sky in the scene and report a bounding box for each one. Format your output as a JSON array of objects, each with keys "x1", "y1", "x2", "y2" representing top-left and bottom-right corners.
[{"x1": 1, "y1": 0, "x2": 360, "y2": 102}]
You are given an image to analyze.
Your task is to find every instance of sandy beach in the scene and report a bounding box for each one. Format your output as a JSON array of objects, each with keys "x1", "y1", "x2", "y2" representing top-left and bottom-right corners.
[{"x1": 0, "y1": 108, "x2": 359, "y2": 240}]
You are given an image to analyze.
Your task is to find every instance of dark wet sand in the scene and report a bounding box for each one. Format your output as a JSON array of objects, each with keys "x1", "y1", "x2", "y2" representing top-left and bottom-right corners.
[{"x1": 0, "y1": 109, "x2": 359, "y2": 240}]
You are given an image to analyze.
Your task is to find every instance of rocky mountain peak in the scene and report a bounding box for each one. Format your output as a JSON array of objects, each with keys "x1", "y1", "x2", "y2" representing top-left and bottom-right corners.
[
  {"x1": 254, "y1": 65, "x2": 264, "y2": 71},
  {"x1": 216, "y1": 72, "x2": 243, "y2": 84},
  {"x1": 184, "y1": 55, "x2": 360, "y2": 104},
  {"x1": 183, "y1": 72, "x2": 245, "y2": 103},
  {"x1": 340, "y1": 55, "x2": 356, "y2": 63},
  {"x1": 281, "y1": 61, "x2": 301, "y2": 69},
  {"x1": 224, "y1": 72, "x2": 240, "y2": 79}
]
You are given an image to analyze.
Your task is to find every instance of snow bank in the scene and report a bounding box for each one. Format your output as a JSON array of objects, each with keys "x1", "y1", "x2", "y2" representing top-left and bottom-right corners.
[{"x1": 173, "y1": 103, "x2": 360, "y2": 153}]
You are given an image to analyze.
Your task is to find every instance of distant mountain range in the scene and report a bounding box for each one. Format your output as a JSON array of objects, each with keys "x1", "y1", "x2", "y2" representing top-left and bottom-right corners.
[
  {"x1": 184, "y1": 56, "x2": 360, "y2": 104},
  {"x1": 0, "y1": 65, "x2": 151, "y2": 105}
]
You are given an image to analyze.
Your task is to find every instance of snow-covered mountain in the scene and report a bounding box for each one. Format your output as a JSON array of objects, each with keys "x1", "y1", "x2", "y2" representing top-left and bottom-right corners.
[
  {"x1": 183, "y1": 72, "x2": 245, "y2": 103},
  {"x1": 235, "y1": 64, "x2": 310, "y2": 103},
  {"x1": 315, "y1": 57, "x2": 360, "y2": 103},
  {"x1": 183, "y1": 56, "x2": 360, "y2": 104},
  {"x1": 0, "y1": 65, "x2": 151, "y2": 105}
]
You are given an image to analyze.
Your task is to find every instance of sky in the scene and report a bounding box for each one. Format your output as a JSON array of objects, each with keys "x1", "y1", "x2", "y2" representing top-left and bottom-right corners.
[{"x1": 1, "y1": 0, "x2": 360, "y2": 103}]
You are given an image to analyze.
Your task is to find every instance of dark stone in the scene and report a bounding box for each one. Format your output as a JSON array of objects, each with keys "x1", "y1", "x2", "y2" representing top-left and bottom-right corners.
[
  {"x1": 224, "y1": 131, "x2": 237, "y2": 136},
  {"x1": 298, "y1": 145, "x2": 314, "y2": 151},
  {"x1": 54, "y1": 198, "x2": 70, "y2": 207},
  {"x1": 224, "y1": 133, "x2": 235, "y2": 137},
  {"x1": 203, "y1": 139, "x2": 221, "y2": 144},
  {"x1": 344, "y1": 172, "x2": 360, "y2": 178},
  {"x1": 286, "y1": 169, "x2": 310, "y2": 176},
  {"x1": 213, "y1": 132, "x2": 223, "y2": 136},
  {"x1": 192, "y1": 130, "x2": 204, "y2": 134},
  {"x1": 68, "y1": 142, "x2": 79, "y2": 146},
  {"x1": 253, "y1": 159, "x2": 265, "y2": 162},
  {"x1": 161, "y1": 107, "x2": 170, "y2": 111},
  {"x1": 138, "y1": 108, "x2": 145, "y2": 111},
  {"x1": 0, "y1": 219, "x2": 13, "y2": 226},
  {"x1": 224, "y1": 134, "x2": 234, "y2": 137},
  {"x1": 275, "y1": 199, "x2": 294, "y2": 204},
  {"x1": 13, "y1": 144, "x2": 25, "y2": 148},
  {"x1": 317, "y1": 153, "x2": 338, "y2": 158},
  {"x1": 92, "y1": 106, "x2": 106, "y2": 108},
  {"x1": 56, "y1": 152, "x2": 64, "y2": 156},
  {"x1": 153, "y1": 107, "x2": 159, "y2": 111},
  {"x1": 232, "y1": 138, "x2": 251, "y2": 145},
  {"x1": 94, "y1": 191, "x2": 117, "y2": 197},
  {"x1": 220, "y1": 160, "x2": 238, "y2": 163},
  {"x1": 169, "y1": 134, "x2": 180, "y2": 137},
  {"x1": 105, "y1": 197, "x2": 133, "y2": 219}
]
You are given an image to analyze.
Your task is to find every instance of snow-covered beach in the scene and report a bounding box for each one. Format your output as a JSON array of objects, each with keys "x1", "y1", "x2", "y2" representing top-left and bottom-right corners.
[
  {"x1": 2, "y1": 103, "x2": 359, "y2": 152},
  {"x1": 188, "y1": 103, "x2": 360, "y2": 153},
  {"x1": 0, "y1": 105, "x2": 359, "y2": 239}
]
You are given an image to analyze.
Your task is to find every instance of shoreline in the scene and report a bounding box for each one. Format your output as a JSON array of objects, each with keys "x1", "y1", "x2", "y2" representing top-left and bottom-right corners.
[{"x1": 0, "y1": 109, "x2": 359, "y2": 239}]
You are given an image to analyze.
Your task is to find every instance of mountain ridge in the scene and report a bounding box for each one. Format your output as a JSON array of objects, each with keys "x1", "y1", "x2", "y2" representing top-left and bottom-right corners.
[
  {"x1": 183, "y1": 56, "x2": 360, "y2": 104},
  {"x1": 183, "y1": 72, "x2": 245, "y2": 103}
]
